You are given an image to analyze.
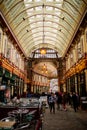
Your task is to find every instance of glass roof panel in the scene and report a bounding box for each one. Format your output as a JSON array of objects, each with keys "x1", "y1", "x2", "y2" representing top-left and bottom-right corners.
[{"x1": 0, "y1": 0, "x2": 87, "y2": 58}]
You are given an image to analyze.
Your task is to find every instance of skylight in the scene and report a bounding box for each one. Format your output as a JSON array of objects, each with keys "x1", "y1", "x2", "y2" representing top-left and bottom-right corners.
[
  {"x1": 24, "y1": 0, "x2": 63, "y2": 54},
  {"x1": 1, "y1": 0, "x2": 86, "y2": 57}
]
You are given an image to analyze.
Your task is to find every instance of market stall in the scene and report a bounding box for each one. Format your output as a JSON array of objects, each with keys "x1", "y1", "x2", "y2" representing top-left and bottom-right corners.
[{"x1": 0, "y1": 98, "x2": 43, "y2": 130}]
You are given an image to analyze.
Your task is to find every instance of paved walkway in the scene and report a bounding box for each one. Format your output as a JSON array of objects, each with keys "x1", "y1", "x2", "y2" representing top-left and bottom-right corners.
[{"x1": 43, "y1": 105, "x2": 87, "y2": 130}]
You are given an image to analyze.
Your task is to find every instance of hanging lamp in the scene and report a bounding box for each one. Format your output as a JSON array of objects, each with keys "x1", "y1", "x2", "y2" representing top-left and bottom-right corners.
[{"x1": 40, "y1": 4, "x2": 46, "y2": 55}]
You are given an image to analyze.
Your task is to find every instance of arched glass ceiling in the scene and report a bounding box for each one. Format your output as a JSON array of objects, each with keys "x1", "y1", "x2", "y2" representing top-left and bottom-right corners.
[{"x1": 0, "y1": 0, "x2": 87, "y2": 57}]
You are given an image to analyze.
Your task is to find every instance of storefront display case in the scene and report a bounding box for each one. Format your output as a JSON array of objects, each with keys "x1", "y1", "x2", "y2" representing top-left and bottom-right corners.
[{"x1": 0, "y1": 97, "x2": 43, "y2": 130}]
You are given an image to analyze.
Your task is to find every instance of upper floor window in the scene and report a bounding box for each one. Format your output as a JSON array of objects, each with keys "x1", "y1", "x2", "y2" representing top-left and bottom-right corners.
[
  {"x1": 0, "y1": 32, "x2": 1, "y2": 41},
  {"x1": 4, "y1": 38, "x2": 7, "y2": 57},
  {"x1": 80, "y1": 38, "x2": 84, "y2": 54},
  {"x1": 77, "y1": 41, "x2": 82, "y2": 59},
  {"x1": 77, "y1": 37, "x2": 84, "y2": 60},
  {"x1": 86, "y1": 31, "x2": 87, "y2": 42},
  {"x1": 0, "y1": 32, "x2": 1, "y2": 46},
  {"x1": 7, "y1": 41, "x2": 11, "y2": 59},
  {"x1": 70, "y1": 52, "x2": 74, "y2": 67}
]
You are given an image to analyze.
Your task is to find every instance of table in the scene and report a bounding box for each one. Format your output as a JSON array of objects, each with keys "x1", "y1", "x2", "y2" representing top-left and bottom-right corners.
[
  {"x1": 11, "y1": 109, "x2": 29, "y2": 123},
  {"x1": 0, "y1": 121, "x2": 15, "y2": 128}
]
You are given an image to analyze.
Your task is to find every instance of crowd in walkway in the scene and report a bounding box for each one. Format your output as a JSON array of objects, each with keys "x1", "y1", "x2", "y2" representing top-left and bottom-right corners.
[
  {"x1": 42, "y1": 92, "x2": 87, "y2": 130},
  {"x1": 47, "y1": 91, "x2": 80, "y2": 114},
  {"x1": 43, "y1": 104, "x2": 87, "y2": 130}
]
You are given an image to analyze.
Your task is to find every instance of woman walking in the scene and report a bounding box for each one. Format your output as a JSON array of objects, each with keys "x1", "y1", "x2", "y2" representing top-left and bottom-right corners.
[{"x1": 48, "y1": 93, "x2": 56, "y2": 114}]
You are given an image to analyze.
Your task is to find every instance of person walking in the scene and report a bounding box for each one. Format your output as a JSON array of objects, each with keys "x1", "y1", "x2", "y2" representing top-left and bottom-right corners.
[
  {"x1": 76, "y1": 92, "x2": 80, "y2": 110},
  {"x1": 48, "y1": 92, "x2": 56, "y2": 114},
  {"x1": 47, "y1": 92, "x2": 51, "y2": 108},
  {"x1": 56, "y1": 92, "x2": 62, "y2": 110},
  {"x1": 62, "y1": 92, "x2": 67, "y2": 111},
  {"x1": 72, "y1": 92, "x2": 78, "y2": 112}
]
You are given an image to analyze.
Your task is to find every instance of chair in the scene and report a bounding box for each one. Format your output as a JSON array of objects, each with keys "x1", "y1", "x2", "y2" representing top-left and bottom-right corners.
[
  {"x1": 0, "y1": 117, "x2": 17, "y2": 130},
  {"x1": 23, "y1": 110, "x2": 36, "y2": 122},
  {"x1": 14, "y1": 123, "x2": 30, "y2": 130},
  {"x1": 0, "y1": 117, "x2": 15, "y2": 122},
  {"x1": 8, "y1": 112, "x2": 20, "y2": 124}
]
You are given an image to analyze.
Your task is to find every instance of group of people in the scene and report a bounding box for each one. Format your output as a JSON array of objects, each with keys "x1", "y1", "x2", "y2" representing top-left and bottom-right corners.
[{"x1": 47, "y1": 91, "x2": 80, "y2": 113}]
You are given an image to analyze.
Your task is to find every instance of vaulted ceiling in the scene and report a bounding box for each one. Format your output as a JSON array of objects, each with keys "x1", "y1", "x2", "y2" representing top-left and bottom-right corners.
[{"x1": 0, "y1": 0, "x2": 87, "y2": 58}]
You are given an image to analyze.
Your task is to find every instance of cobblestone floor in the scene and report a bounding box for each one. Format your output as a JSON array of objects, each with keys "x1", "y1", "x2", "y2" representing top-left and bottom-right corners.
[{"x1": 43, "y1": 105, "x2": 87, "y2": 130}]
